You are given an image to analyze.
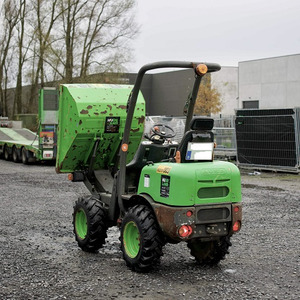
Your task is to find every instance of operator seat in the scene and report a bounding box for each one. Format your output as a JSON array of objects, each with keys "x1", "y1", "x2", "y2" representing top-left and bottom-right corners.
[
  {"x1": 125, "y1": 141, "x2": 178, "y2": 192},
  {"x1": 177, "y1": 117, "x2": 214, "y2": 163}
]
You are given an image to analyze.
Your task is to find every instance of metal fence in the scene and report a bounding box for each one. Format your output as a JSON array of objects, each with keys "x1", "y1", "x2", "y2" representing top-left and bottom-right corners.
[
  {"x1": 235, "y1": 108, "x2": 300, "y2": 173},
  {"x1": 144, "y1": 116, "x2": 237, "y2": 159}
]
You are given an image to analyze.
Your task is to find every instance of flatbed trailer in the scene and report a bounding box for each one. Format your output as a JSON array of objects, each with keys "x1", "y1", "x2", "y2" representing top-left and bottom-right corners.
[{"x1": 0, "y1": 88, "x2": 58, "y2": 164}]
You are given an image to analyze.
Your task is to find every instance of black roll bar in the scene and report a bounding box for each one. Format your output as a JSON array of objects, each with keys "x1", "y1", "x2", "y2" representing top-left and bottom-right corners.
[{"x1": 117, "y1": 61, "x2": 221, "y2": 212}]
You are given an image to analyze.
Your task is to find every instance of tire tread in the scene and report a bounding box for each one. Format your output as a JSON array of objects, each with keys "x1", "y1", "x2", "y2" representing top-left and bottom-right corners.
[
  {"x1": 73, "y1": 196, "x2": 108, "y2": 253},
  {"x1": 120, "y1": 205, "x2": 165, "y2": 272}
]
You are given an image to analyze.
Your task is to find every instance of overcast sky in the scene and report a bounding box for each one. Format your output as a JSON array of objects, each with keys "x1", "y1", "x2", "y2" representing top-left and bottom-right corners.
[{"x1": 127, "y1": 0, "x2": 300, "y2": 72}]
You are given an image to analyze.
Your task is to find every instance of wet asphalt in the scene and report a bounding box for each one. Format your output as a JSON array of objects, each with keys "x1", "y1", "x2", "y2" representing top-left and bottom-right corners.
[{"x1": 0, "y1": 160, "x2": 299, "y2": 299}]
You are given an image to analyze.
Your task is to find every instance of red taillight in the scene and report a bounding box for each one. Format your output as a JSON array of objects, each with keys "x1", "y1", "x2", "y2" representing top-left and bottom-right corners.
[
  {"x1": 233, "y1": 221, "x2": 241, "y2": 232},
  {"x1": 178, "y1": 225, "x2": 193, "y2": 238},
  {"x1": 186, "y1": 210, "x2": 193, "y2": 217},
  {"x1": 234, "y1": 206, "x2": 240, "y2": 213}
]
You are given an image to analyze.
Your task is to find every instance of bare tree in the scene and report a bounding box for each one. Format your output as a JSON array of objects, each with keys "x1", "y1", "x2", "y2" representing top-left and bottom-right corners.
[
  {"x1": 2, "y1": 51, "x2": 15, "y2": 116},
  {"x1": 0, "y1": 0, "x2": 20, "y2": 117},
  {"x1": 28, "y1": 0, "x2": 62, "y2": 109},
  {"x1": 13, "y1": 0, "x2": 28, "y2": 115},
  {"x1": 49, "y1": 0, "x2": 138, "y2": 82},
  {"x1": 79, "y1": 0, "x2": 138, "y2": 79},
  {"x1": 0, "y1": 0, "x2": 139, "y2": 116}
]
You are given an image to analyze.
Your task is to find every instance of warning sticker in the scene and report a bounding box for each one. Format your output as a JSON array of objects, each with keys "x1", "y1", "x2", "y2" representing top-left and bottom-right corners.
[
  {"x1": 160, "y1": 175, "x2": 170, "y2": 198},
  {"x1": 144, "y1": 174, "x2": 150, "y2": 188},
  {"x1": 156, "y1": 165, "x2": 172, "y2": 175}
]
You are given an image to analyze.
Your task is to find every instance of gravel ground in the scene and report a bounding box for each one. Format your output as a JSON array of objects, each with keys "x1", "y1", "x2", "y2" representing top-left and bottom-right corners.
[{"x1": 0, "y1": 159, "x2": 299, "y2": 300}]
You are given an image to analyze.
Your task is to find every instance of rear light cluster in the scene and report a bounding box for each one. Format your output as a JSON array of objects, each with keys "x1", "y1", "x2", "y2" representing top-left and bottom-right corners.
[
  {"x1": 233, "y1": 221, "x2": 241, "y2": 232},
  {"x1": 234, "y1": 206, "x2": 240, "y2": 213},
  {"x1": 178, "y1": 210, "x2": 194, "y2": 238},
  {"x1": 186, "y1": 210, "x2": 193, "y2": 217},
  {"x1": 178, "y1": 225, "x2": 193, "y2": 238},
  {"x1": 177, "y1": 204, "x2": 242, "y2": 238},
  {"x1": 232, "y1": 204, "x2": 242, "y2": 233}
]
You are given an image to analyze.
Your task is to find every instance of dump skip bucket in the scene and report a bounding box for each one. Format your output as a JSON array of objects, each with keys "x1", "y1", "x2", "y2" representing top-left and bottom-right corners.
[{"x1": 56, "y1": 84, "x2": 145, "y2": 173}]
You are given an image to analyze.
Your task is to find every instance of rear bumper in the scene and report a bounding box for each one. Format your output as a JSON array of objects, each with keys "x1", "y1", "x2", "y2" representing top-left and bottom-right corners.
[{"x1": 153, "y1": 202, "x2": 242, "y2": 242}]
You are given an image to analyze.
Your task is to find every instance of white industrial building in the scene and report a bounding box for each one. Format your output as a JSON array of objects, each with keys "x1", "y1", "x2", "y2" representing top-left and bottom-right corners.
[
  {"x1": 212, "y1": 53, "x2": 300, "y2": 117},
  {"x1": 238, "y1": 54, "x2": 300, "y2": 110}
]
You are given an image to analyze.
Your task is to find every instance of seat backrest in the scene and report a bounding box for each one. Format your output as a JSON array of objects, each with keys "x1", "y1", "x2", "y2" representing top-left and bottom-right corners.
[
  {"x1": 125, "y1": 141, "x2": 178, "y2": 192},
  {"x1": 126, "y1": 142, "x2": 177, "y2": 169},
  {"x1": 177, "y1": 117, "x2": 214, "y2": 163}
]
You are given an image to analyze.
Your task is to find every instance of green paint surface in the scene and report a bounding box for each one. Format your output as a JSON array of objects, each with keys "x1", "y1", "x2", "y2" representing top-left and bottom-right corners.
[
  {"x1": 138, "y1": 161, "x2": 242, "y2": 206},
  {"x1": 56, "y1": 84, "x2": 145, "y2": 172},
  {"x1": 75, "y1": 208, "x2": 88, "y2": 240},
  {"x1": 123, "y1": 221, "x2": 140, "y2": 258}
]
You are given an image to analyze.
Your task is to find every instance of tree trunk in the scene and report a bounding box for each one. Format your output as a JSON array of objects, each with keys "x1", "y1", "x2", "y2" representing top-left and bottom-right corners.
[{"x1": 14, "y1": 0, "x2": 26, "y2": 115}]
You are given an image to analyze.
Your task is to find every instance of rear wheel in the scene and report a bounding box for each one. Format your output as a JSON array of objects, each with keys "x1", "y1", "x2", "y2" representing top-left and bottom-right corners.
[
  {"x1": 120, "y1": 205, "x2": 165, "y2": 272},
  {"x1": 12, "y1": 146, "x2": 20, "y2": 163},
  {"x1": 73, "y1": 196, "x2": 108, "y2": 252},
  {"x1": 187, "y1": 236, "x2": 232, "y2": 266},
  {"x1": 4, "y1": 145, "x2": 11, "y2": 161}
]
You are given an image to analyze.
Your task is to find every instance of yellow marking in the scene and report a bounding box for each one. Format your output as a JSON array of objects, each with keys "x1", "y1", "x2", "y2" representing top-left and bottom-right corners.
[{"x1": 156, "y1": 165, "x2": 172, "y2": 175}]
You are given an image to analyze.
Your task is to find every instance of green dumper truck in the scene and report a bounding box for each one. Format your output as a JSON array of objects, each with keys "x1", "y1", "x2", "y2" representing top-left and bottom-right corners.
[
  {"x1": 56, "y1": 62, "x2": 242, "y2": 272},
  {"x1": 0, "y1": 88, "x2": 58, "y2": 164}
]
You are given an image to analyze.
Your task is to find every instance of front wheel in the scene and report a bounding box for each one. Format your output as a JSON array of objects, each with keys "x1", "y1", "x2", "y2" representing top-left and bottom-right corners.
[
  {"x1": 120, "y1": 205, "x2": 165, "y2": 272},
  {"x1": 73, "y1": 196, "x2": 108, "y2": 252},
  {"x1": 187, "y1": 236, "x2": 232, "y2": 266}
]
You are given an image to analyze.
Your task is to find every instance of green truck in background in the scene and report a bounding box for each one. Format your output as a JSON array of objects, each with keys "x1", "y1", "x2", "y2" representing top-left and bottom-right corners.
[
  {"x1": 0, "y1": 88, "x2": 58, "y2": 164},
  {"x1": 56, "y1": 61, "x2": 242, "y2": 272}
]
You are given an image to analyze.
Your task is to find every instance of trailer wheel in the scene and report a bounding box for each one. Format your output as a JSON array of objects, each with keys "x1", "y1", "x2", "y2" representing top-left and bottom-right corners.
[
  {"x1": 4, "y1": 145, "x2": 11, "y2": 161},
  {"x1": 120, "y1": 205, "x2": 164, "y2": 272},
  {"x1": 73, "y1": 196, "x2": 108, "y2": 252},
  {"x1": 21, "y1": 147, "x2": 34, "y2": 164},
  {"x1": 187, "y1": 236, "x2": 232, "y2": 266},
  {"x1": 12, "y1": 146, "x2": 20, "y2": 163},
  {"x1": 21, "y1": 147, "x2": 29, "y2": 164}
]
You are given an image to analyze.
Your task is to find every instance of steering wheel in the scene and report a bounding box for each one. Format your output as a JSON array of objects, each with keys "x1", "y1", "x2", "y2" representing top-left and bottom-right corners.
[
  {"x1": 145, "y1": 124, "x2": 176, "y2": 144},
  {"x1": 150, "y1": 124, "x2": 176, "y2": 138}
]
